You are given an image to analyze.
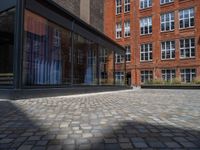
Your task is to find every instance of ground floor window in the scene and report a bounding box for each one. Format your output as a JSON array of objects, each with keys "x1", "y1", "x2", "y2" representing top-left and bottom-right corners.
[
  {"x1": 162, "y1": 69, "x2": 176, "y2": 82},
  {"x1": 141, "y1": 70, "x2": 153, "y2": 84},
  {"x1": 115, "y1": 72, "x2": 124, "y2": 85},
  {"x1": 180, "y1": 68, "x2": 196, "y2": 83}
]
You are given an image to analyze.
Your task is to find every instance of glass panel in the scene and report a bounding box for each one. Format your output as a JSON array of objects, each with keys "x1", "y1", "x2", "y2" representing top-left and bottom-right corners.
[
  {"x1": 0, "y1": 9, "x2": 15, "y2": 86},
  {"x1": 73, "y1": 34, "x2": 97, "y2": 85},
  {"x1": 23, "y1": 10, "x2": 72, "y2": 86},
  {"x1": 99, "y1": 47, "x2": 114, "y2": 85}
]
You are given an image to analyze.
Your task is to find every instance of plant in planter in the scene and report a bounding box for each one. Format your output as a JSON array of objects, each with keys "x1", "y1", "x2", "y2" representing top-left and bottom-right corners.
[
  {"x1": 171, "y1": 78, "x2": 181, "y2": 85},
  {"x1": 152, "y1": 79, "x2": 164, "y2": 85},
  {"x1": 193, "y1": 78, "x2": 200, "y2": 84}
]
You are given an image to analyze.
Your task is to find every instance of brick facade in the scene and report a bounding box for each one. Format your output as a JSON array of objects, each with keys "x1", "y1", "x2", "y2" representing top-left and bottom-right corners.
[
  {"x1": 104, "y1": 0, "x2": 200, "y2": 86},
  {"x1": 53, "y1": 0, "x2": 103, "y2": 32}
]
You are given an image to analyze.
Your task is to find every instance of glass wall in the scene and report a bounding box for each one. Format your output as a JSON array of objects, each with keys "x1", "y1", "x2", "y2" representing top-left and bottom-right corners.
[
  {"x1": 99, "y1": 47, "x2": 115, "y2": 85},
  {"x1": 73, "y1": 34, "x2": 98, "y2": 85},
  {"x1": 22, "y1": 10, "x2": 125, "y2": 87},
  {"x1": 0, "y1": 9, "x2": 15, "y2": 86},
  {"x1": 23, "y1": 10, "x2": 72, "y2": 85}
]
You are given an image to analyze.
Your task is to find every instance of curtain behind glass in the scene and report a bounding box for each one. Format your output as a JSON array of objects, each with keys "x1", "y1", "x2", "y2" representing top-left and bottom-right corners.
[{"x1": 23, "y1": 10, "x2": 71, "y2": 86}]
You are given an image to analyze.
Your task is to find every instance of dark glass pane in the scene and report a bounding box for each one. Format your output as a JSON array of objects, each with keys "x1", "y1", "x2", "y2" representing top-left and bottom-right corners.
[
  {"x1": 0, "y1": 9, "x2": 15, "y2": 85},
  {"x1": 190, "y1": 18, "x2": 194, "y2": 26},
  {"x1": 171, "y1": 22, "x2": 174, "y2": 30}
]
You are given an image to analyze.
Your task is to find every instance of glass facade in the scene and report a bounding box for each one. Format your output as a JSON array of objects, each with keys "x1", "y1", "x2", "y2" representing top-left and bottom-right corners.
[
  {"x1": 0, "y1": 9, "x2": 15, "y2": 86},
  {"x1": 73, "y1": 34, "x2": 98, "y2": 85},
  {"x1": 22, "y1": 10, "x2": 125, "y2": 87},
  {"x1": 23, "y1": 10, "x2": 72, "y2": 85}
]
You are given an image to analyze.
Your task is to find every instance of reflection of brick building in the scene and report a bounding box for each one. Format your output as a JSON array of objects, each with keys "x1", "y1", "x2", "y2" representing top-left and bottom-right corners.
[
  {"x1": 53, "y1": 0, "x2": 104, "y2": 32},
  {"x1": 104, "y1": 0, "x2": 200, "y2": 86}
]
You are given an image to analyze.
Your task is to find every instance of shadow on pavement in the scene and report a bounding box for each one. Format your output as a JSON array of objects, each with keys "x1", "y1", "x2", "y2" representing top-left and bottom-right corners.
[{"x1": 0, "y1": 100, "x2": 200, "y2": 150}]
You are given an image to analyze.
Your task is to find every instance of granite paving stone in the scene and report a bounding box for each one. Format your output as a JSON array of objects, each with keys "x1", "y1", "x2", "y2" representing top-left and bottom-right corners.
[{"x1": 0, "y1": 89, "x2": 200, "y2": 149}]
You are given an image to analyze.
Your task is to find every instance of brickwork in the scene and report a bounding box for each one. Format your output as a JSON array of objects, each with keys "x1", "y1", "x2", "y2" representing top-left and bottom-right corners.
[{"x1": 104, "y1": 0, "x2": 200, "y2": 85}]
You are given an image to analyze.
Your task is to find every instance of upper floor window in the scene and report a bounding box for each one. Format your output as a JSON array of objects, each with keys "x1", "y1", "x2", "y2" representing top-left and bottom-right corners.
[
  {"x1": 125, "y1": 45, "x2": 131, "y2": 62},
  {"x1": 115, "y1": 53, "x2": 123, "y2": 63},
  {"x1": 161, "y1": 12, "x2": 174, "y2": 32},
  {"x1": 124, "y1": 20, "x2": 130, "y2": 37},
  {"x1": 116, "y1": 22, "x2": 122, "y2": 39},
  {"x1": 180, "y1": 68, "x2": 196, "y2": 83},
  {"x1": 124, "y1": 0, "x2": 130, "y2": 13},
  {"x1": 116, "y1": 0, "x2": 122, "y2": 15},
  {"x1": 140, "y1": 43, "x2": 152, "y2": 61},
  {"x1": 140, "y1": 17, "x2": 152, "y2": 35},
  {"x1": 161, "y1": 41, "x2": 175, "y2": 60},
  {"x1": 180, "y1": 38, "x2": 195, "y2": 58},
  {"x1": 160, "y1": 0, "x2": 174, "y2": 5},
  {"x1": 179, "y1": 8, "x2": 194, "y2": 29},
  {"x1": 140, "y1": 0, "x2": 152, "y2": 9}
]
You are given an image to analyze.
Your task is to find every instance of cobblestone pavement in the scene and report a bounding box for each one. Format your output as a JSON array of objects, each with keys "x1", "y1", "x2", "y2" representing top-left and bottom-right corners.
[{"x1": 0, "y1": 89, "x2": 200, "y2": 150}]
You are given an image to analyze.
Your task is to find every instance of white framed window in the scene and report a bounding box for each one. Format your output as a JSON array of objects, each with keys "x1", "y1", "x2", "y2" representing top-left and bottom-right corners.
[
  {"x1": 179, "y1": 8, "x2": 194, "y2": 29},
  {"x1": 116, "y1": 22, "x2": 122, "y2": 39},
  {"x1": 125, "y1": 45, "x2": 131, "y2": 62},
  {"x1": 161, "y1": 41, "x2": 175, "y2": 60},
  {"x1": 160, "y1": 0, "x2": 174, "y2": 5},
  {"x1": 140, "y1": 43, "x2": 152, "y2": 61},
  {"x1": 140, "y1": 17, "x2": 152, "y2": 35},
  {"x1": 141, "y1": 70, "x2": 153, "y2": 83},
  {"x1": 115, "y1": 72, "x2": 124, "y2": 85},
  {"x1": 124, "y1": 20, "x2": 130, "y2": 37},
  {"x1": 140, "y1": 0, "x2": 152, "y2": 9},
  {"x1": 161, "y1": 12, "x2": 174, "y2": 32},
  {"x1": 180, "y1": 68, "x2": 196, "y2": 83},
  {"x1": 115, "y1": 53, "x2": 123, "y2": 63},
  {"x1": 116, "y1": 0, "x2": 122, "y2": 15},
  {"x1": 162, "y1": 69, "x2": 176, "y2": 82},
  {"x1": 180, "y1": 38, "x2": 195, "y2": 58},
  {"x1": 124, "y1": 0, "x2": 130, "y2": 13}
]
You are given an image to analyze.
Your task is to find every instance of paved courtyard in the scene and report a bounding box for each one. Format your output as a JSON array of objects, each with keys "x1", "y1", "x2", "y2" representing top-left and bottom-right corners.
[{"x1": 0, "y1": 89, "x2": 200, "y2": 150}]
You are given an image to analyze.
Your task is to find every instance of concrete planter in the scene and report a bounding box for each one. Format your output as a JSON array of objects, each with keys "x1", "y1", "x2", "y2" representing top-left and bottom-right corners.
[{"x1": 141, "y1": 84, "x2": 200, "y2": 89}]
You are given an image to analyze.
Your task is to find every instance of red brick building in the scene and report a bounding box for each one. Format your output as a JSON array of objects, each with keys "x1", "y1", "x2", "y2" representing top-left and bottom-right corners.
[{"x1": 104, "y1": 0, "x2": 200, "y2": 86}]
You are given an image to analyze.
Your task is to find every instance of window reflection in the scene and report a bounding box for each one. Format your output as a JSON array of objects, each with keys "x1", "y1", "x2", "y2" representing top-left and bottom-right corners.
[
  {"x1": 23, "y1": 10, "x2": 72, "y2": 85},
  {"x1": 99, "y1": 47, "x2": 115, "y2": 85},
  {"x1": 73, "y1": 34, "x2": 97, "y2": 85},
  {"x1": 0, "y1": 9, "x2": 15, "y2": 85}
]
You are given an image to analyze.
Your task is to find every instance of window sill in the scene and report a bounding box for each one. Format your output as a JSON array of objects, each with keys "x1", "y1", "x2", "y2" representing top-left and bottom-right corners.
[
  {"x1": 140, "y1": 33, "x2": 152, "y2": 37},
  {"x1": 161, "y1": 58, "x2": 176, "y2": 61},
  {"x1": 180, "y1": 57, "x2": 196, "y2": 60},
  {"x1": 124, "y1": 36, "x2": 131, "y2": 39},
  {"x1": 160, "y1": 2, "x2": 174, "y2": 7},
  {"x1": 124, "y1": 11, "x2": 130, "y2": 15},
  {"x1": 179, "y1": 26, "x2": 195, "y2": 31},
  {"x1": 140, "y1": 60, "x2": 153, "y2": 63},
  {"x1": 160, "y1": 30, "x2": 175, "y2": 33},
  {"x1": 139, "y1": 7, "x2": 152, "y2": 12}
]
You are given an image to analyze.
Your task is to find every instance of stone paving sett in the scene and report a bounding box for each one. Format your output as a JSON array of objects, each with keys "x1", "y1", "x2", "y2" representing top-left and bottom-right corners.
[{"x1": 0, "y1": 89, "x2": 200, "y2": 150}]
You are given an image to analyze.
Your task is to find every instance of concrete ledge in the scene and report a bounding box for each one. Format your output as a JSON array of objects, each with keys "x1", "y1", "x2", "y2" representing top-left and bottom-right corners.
[
  {"x1": 141, "y1": 84, "x2": 200, "y2": 89},
  {"x1": 0, "y1": 86, "x2": 131, "y2": 100}
]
